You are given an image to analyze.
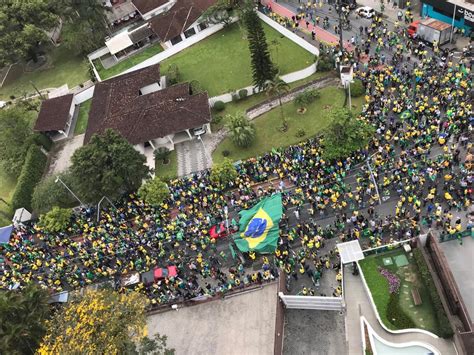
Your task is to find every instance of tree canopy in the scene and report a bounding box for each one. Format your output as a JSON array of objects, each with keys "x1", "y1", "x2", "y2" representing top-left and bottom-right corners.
[
  {"x1": 38, "y1": 289, "x2": 149, "y2": 354},
  {"x1": 0, "y1": 284, "x2": 50, "y2": 355},
  {"x1": 0, "y1": 0, "x2": 60, "y2": 65},
  {"x1": 226, "y1": 112, "x2": 256, "y2": 148},
  {"x1": 39, "y1": 206, "x2": 73, "y2": 233},
  {"x1": 70, "y1": 129, "x2": 150, "y2": 203},
  {"x1": 138, "y1": 177, "x2": 170, "y2": 206},
  {"x1": 0, "y1": 105, "x2": 34, "y2": 177},
  {"x1": 32, "y1": 172, "x2": 78, "y2": 215},
  {"x1": 210, "y1": 159, "x2": 238, "y2": 186},
  {"x1": 322, "y1": 108, "x2": 375, "y2": 160}
]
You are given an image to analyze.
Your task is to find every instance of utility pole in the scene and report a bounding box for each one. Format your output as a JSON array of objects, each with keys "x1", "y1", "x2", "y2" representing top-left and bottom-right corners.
[
  {"x1": 55, "y1": 177, "x2": 84, "y2": 206},
  {"x1": 30, "y1": 80, "x2": 45, "y2": 100},
  {"x1": 366, "y1": 159, "x2": 382, "y2": 205}
]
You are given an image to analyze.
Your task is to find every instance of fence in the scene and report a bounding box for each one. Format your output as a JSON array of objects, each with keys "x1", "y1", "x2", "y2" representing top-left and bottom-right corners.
[{"x1": 278, "y1": 292, "x2": 344, "y2": 310}]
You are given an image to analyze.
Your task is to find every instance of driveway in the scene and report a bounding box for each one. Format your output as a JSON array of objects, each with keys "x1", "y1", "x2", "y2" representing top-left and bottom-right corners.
[
  {"x1": 175, "y1": 137, "x2": 212, "y2": 177},
  {"x1": 47, "y1": 134, "x2": 85, "y2": 176}
]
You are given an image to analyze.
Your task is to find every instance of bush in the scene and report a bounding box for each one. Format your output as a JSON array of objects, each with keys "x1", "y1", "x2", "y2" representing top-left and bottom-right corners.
[
  {"x1": 31, "y1": 133, "x2": 53, "y2": 151},
  {"x1": 212, "y1": 115, "x2": 223, "y2": 125},
  {"x1": 295, "y1": 89, "x2": 320, "y2": 108},
  {"x1": 350, "y1": 78, "x2": 365, "y2": 97},
  {"x1": 413, "y1": 249, "x2": 454, "y2": 338},
  {"x1": 189, "y1": 80, "x2": 204, "y2": 94},
  {"x1": 11, "y1": 145, "x2": 47, "y2": 211},
  {"x1": 317, "y1": 55, "x2": 334, "y2": 72},
  {"x1": 386, "y1": 293, "x2": 417, "y2": 329},
  {"x1": 167, "y1": 64, "x2": 180, "y2": 85},
  {"x1": 296, "y1": 129, "x2": 305, "y2": 138},
  {"x1": 210, "y1": 159, "x2": 238, "y2": 186},
  {"x1": 222, "y1": 150, "x2": 230, "y2": 157},
  {"x1": 214, "y1": 101, "x2": 225, "y2": 112},
  {"x1": 238, "y1": 89, "x2": 248, "y2": 100},
  {"x1": 39, "y1": 207, "x2": 72, "y2": 233}
]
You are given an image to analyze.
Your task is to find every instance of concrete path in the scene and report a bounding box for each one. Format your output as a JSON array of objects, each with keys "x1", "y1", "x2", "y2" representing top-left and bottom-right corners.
[
  {"x1": 344, "y1": 266, "x2": 457, "y2": 355},
  {"x1": 175, "y1": 138, "x2": 212, "y2": 177},
  {"x1": 47, "y1": 134, "x2": 85, "y2": 176}
]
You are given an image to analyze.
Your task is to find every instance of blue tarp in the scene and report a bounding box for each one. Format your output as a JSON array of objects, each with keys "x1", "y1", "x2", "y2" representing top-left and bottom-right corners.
[{"x1": 0, "y1": 225, "x2": 13, "y2": 244}]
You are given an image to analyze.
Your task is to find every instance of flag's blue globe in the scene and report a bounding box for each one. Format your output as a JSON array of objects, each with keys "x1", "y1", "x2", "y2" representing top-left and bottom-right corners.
[{"x1": 244, "y1": 218, "x2": 267, "y2": 238}]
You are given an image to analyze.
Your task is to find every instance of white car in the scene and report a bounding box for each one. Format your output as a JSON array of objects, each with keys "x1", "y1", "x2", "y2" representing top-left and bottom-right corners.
[{"x1": 356, "y1": 6, "x2": 375, "y2": 18}]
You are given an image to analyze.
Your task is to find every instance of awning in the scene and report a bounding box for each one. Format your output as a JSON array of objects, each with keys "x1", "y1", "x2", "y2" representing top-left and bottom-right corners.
[
  {"x1": 12, "y1": 208, "x2": 32, "y2": 224},
  {"x1": 0, "y1": 225, "x2": 13, "y2": 244},
  {"x1": 106, "y1": 31, "x2": 134, "y2": 55}
]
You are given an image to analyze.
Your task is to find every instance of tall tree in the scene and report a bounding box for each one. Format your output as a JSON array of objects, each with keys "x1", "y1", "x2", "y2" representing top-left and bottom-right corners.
[
  {"x1": 58, "y1": 0, "x2": 109, "y2": 56},
  {"x1": 243, "y1": 5, "x2": 276, "y2": 89},
  {"x1": 0, "y1": 284, "x2": 50, "y2": 355},
  {"x1": 322, "y1": 108, "x2": 375, "y2": 160},
  {"x1": 70, "y1": 129, "x2": 150, "y2": 203},
  {"x1": 32, "y1": 172, "x2": 78, "y2": 215},
  {"x1": 0, "y1": 0, "x2": 60, "y2": 66},
  {"x1": 0, "y1": 106, "x2": 34, "y2": 177},
  {"x1": 138, "y1": 177, "x2": 170, "y2": 206},
  {"x1": 264, "y1": 73, "x2": 290, "y2": 131}
]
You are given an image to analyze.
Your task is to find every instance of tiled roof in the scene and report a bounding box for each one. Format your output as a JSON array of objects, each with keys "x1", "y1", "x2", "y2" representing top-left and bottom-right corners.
[
  {"x1": 34, "y1": 94, "x2": 74, "y2": 132},
  {"x1": 132, "y1": 0, "x2": 169, "y2": 15},
  {"x1": 85, "y1": 64, "x2": 211, "y2": 145},
  {"x1": 149, "y1": 0, "x2": 217, "y2": 42}
]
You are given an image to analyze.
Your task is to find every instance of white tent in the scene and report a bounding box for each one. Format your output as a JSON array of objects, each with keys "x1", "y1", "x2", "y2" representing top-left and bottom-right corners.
[{"x1": 12, "y1": 208, "x2": 32, "y2": 225}]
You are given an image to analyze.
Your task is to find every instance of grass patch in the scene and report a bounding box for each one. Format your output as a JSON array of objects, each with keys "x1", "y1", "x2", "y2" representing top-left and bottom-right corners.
[
  {"x1": 160, "y1": 21, "x2": 315, "y2": 96},
  {"x1": 212, "y1": 86, "x2": 362, "y2": 164},
  {"x1": 155, "y1": 149, "x2": 178, "y2": 180},
  {"x1": 0, "y1": 45, "x2": 89, "y2": 101},
  {"x1": 95, "y1": 43, "x2": 164, "y2": 80},
  {"x1": 75, "y1": 100, "x2": 92, "y2": 135},
  {"x1": 359, "y1": 249, "x2": 442, "y2": 335},
  {"x1": 0, "y1": 169, "x2": 17, "y2": 227}
]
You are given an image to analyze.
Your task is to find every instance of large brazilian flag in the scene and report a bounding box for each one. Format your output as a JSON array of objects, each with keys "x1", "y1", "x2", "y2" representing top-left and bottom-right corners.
[{"x1": 233, "y1": 193, "x2": 283, "y2": 254}]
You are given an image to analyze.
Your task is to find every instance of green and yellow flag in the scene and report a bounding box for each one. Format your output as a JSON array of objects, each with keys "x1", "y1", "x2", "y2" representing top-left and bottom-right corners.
[{"x1": 233, "y1": 193, "x2": 283, "y2": 254}]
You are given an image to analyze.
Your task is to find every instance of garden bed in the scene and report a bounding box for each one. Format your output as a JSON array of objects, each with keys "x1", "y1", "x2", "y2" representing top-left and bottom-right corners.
[
  {"x1": 74, "y1": 100, "x2": 92, "y2": 135},
  {"x1": 154, "y1": 149, "x2": 178, "y2": 179},
  {"x1": 359, "y1": 248, "x2": 449, "y2": 337}
]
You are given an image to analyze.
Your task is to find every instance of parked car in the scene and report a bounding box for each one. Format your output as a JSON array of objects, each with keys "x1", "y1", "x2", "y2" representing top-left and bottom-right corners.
[
  {"x1": 193, "y1": 126, "x2": 206, "y2": 136},
  {"x1": 356, "y1": 6, "x2": 375, "y2": 18},
  {"x1": 154, "y1": 265, "x2": 178, "y2": 280}
]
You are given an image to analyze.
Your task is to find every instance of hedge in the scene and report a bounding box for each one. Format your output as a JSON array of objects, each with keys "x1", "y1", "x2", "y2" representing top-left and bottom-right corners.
[
  {"x1": 413, "y1": 249, "x2": 454, "y2": 338},
  {"x1": 386, "y1": 293, "x2": 417, "y2": 329},
  {"x1": 213, "y1": 101, "x2": 225, "y2": 111},
  {"x1": 11, "y1": 145, "x2": 47, "y2": 211},
  {"x1": 350, "y1": 79, "x2": 365, "y2": 98},
  {"x1": 31, "y1": 133, "x2": 53, "y2": 151}
]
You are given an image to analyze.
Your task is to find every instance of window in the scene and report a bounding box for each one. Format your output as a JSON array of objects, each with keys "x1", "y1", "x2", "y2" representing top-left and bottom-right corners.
[
  {"x1": 198, "y1": 22, "x2": 208, "y2": 31},
  {"x1": 184, "y1": 27, "x2": 196, "y2": 38},
  {"x1": 170, "y1": 35, "x2": 182, "y2": 45}
]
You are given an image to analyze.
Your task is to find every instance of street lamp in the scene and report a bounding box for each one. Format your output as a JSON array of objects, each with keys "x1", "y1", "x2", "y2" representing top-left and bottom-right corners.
[
  {"x1": 449, "y1": 2, "x2": 457, "y2": 44},
  {"x1": 55, "y1": 176, "x2": 84, "y2": 206}
]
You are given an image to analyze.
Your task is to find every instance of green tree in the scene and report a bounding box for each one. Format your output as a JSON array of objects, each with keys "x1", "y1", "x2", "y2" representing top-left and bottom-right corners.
[
  {"x1": 70, "y1": 129, "x2": 150, "y2": 203},
  {"x1": 0, "y1": 284, "x2": 50, "y2": 355},
  {"x1": 32, "y1": 173, "x2": 78, "y2": 214},
  {"x1": 226, "y1": 112, "x2": 255, "y2": 148},
  {"x1": 0, "y1": 0, "x2": 60, "y2": 65},
  {"x1": 243, "y1": 5, "x2": 276, "y2": 89},
  {"x1": 39, "y1": 206, "x2": 72, "y2": 233},
  {"x1": 202, "y1": 0, "x2": 232, "y2": 26},
  {"x1": 154, "y1": 147, "x2": 171, "y2": 164},
  {"x1": 210, "y1": 158, "x2": 238, "y2": 186},
  {"x1": 0, "y1": 106, "x2": 34, "y2": 177},
  {"x1": 264, "y1": 73, "x2": 290, "y2": 131},
  {"x1": 58, "y1": 0, "x2": 109, "y2": 56},
  {"x1": 322, "y1": 108, "x2": 375, "y2": 160},
  {"x1": 130, "y1": 333, "x2": 175, "y2": 355},
  {"x1": 138, "y1": 177, "x2": 169, "y2": 206},
  {"x1": 294, "y1": 89, "x2": 320, "y2": 110}
]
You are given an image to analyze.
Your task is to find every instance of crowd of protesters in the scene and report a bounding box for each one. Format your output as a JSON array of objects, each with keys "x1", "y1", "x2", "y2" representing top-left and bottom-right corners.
[{"x1": 0, "y1": 12, "x2": 472, "y2": 303}]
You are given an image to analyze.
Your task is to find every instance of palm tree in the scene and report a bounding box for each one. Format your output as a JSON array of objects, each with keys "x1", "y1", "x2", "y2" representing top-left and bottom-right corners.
[
  {"x1": 0, "y1": 284, "x2": 50, "y2": 354},
  {"x1": 154, "y1": 147, "x2": 171, "y2": 164},
  {"x1": 264, "y1": 73, "x2": 290, "y2": 131},
  {"x1": 227, "y1": 113, "x2": 256, "y2": 148}
]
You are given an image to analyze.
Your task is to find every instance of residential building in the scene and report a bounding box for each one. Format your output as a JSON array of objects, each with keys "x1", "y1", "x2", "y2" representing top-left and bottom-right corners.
[
  {"x1": 84, "y1": 63, "x2": 211, "y2": 167},
  {"x1": 34, "y1": 94, "x2": 76, "y2": 141}
]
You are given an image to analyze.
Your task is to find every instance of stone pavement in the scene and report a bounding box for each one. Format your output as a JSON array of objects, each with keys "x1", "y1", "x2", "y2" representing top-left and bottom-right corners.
[
  {"x1": 47, "y1": 134, "x2": 85, "y2": 176},
  {"x1": 147, "y1": 283, "x2": 277, "y2": 355},
  {"x1": 344, "y1": 266, "x2": 458, "y2": 355}
]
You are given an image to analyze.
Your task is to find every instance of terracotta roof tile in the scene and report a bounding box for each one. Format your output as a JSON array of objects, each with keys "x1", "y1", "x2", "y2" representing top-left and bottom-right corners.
[
  {"x1": 132, "y1": 0, "x2": 169, "y2": 15},
  {"x1": 34, "y1": 94, "x2": 74, "y2": 132},
  {"x1": 85, "y1": 63, "x2": 211, "y2": 145}
]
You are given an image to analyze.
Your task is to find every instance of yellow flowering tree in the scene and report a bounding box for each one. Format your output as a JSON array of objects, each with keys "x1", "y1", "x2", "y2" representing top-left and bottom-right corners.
[{"x1": 38, "y1": 289, "x2": 150, "y2": 354}]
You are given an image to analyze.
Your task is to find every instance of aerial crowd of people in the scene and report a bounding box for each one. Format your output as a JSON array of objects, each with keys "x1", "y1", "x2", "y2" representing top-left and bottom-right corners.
[{"x1": 0, "y1": 9, "x2": 472, "y2": 305}]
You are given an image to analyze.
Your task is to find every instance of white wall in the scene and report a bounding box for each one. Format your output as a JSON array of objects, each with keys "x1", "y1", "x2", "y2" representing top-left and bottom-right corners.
[{"x1": 74, "y1": 86, "x2": 95, "y2": 105}]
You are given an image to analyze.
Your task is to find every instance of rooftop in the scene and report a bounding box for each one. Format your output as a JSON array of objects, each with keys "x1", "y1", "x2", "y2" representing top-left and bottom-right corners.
[
  {"x1": 34, "y1": 94, "x2": 74, "y2": 132},
  {"x1": 85, "y1": 63, "x2": 211, "y2": 145},
  {"x1": 132, "y1": 0, "x2": 169, "y2": 14}
]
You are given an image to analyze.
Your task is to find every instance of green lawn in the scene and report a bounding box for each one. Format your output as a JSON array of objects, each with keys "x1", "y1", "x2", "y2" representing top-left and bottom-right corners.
[
  {"x1": 160, "y1": 22, "x2": 315, "y2": 97},
  {"x1": 0, "y1": 45, "x2": 89, "y2": 101},
  {"x1": 212, "y1": 86, "x2": 363, "y2": 164},
  {"x1": 155, "y1": 150, "x2": 178, "y2": 180},
  {"x1": 359, "y1": 249, "x2": 440, "y2": 335},
  {"x1": 75, "y1": 100, "x2": 92, "y2": 135},
  {"x1": 0, "y1": 170, "x2": 16, "y2": 227},
  {"x1": 95, "y1": 43, "x2": 164, "y2": 80}
]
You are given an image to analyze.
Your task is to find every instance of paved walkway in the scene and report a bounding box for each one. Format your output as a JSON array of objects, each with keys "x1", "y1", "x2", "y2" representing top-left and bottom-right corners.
[
  {"x1": 176, "y1": 137, "x2": 214, "y2": 177},
  {"x1": 344, "y1": 266, "x2": 457, "y2": 355}
]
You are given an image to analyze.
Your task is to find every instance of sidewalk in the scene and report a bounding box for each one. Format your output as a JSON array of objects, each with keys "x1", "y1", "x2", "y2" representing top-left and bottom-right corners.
[
  {"x1": 355, "y1": 0, "x2": 422, "y2": 24},
  {"x1": 344, "y1": 265, "x2": 457, "y2": 355}
]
